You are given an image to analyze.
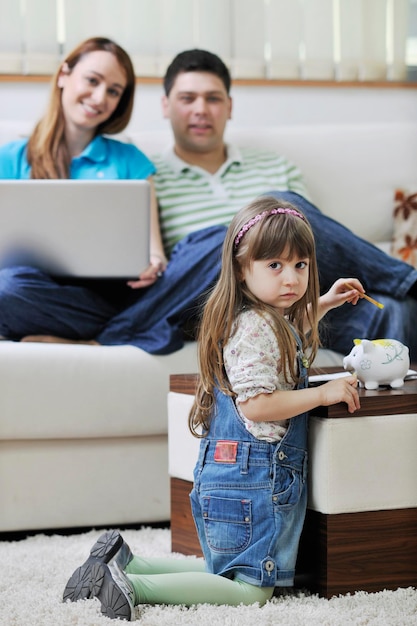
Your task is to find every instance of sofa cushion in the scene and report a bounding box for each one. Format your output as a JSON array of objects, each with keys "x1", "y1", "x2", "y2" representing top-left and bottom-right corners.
[
  {"x1": 168, "y1": 391, "x2": 198, "y2": 481},
  {"x1": 391, "y1": 188, "x2": 417, "y2": 268},
  {"x1": 308, "y1": 413, "x2": 417, "y2": 514},
  {"x1": 0, "y1": 341, "x2": 198, "y2": 439}
]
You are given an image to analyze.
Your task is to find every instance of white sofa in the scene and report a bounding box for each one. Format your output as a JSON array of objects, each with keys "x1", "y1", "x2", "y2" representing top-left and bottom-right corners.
[{"x1": 1, "y1": 121, "x2": 416, "y2": 532}]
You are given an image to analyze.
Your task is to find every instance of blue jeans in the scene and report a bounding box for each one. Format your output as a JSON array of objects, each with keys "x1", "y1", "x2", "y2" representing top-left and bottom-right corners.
[{"x1": 0, "y1": 192, "x2": 416, "y2": 359}]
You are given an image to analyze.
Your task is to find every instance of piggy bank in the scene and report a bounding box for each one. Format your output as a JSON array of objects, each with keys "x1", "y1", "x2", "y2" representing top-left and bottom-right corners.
[{"x1": 343, "y1": 338, "x2": 410, "y2": 390}]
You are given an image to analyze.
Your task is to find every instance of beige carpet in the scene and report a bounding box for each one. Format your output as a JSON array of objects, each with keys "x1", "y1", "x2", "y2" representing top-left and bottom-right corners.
[{"x1": 0, "y1": 526, "x2": 416, "y2": 626}]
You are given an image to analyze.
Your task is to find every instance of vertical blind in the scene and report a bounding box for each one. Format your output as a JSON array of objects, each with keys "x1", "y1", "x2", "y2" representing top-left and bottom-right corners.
[{"x1": 0, "y1": 0, "x2": 412, "y2": 81}]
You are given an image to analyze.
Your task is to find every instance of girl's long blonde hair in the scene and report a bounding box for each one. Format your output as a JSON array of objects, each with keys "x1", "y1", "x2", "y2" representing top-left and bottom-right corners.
[
  {"x1": 189, "y1": 196, "x2": 321, "y2": 437},
  {"x1": 27, "y1": 37, "x2": 135, "y2": 179}
]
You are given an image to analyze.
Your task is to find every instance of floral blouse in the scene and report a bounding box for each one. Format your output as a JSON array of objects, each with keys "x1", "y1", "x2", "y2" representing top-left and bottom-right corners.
[{"x1": 223, "y1": 308, "x2": 295, "y2": 442}]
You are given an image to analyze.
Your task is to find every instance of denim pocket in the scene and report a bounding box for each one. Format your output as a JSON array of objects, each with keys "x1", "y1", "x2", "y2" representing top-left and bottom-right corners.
[
  {"x1": 273, "y1": 466, "x2": 301, "y2": 508},
  {"x1": 202, "y1": 495, "x2": 252, "y2": 553}
]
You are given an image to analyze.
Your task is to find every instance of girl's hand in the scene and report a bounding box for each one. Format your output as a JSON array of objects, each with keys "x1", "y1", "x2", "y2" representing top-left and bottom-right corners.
[
  {"x1": 319, "y1": 375, "x2": 360, "y2": 414},
  {"x1": 320, "y1": 277, "x2": 365, "y2": 312},
  {"x1": 127, "y1": 253, "x2": 168, "y2": 289}
]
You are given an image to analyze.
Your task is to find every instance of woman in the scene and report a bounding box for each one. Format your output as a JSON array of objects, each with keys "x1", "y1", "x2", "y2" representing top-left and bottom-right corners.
[{"x1": 0, "y1": 36, "x2": 167, "y2": 344}]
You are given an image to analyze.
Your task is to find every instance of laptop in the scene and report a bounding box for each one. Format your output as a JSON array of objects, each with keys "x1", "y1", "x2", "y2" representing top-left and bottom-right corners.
[{"x1": 0, "y1": 179, "x2": 150, "y2": 279}]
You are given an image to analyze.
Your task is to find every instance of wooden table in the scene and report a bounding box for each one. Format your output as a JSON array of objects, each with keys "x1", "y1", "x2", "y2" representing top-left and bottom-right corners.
[{"x1": 169, "y1": 370, "x2": 417, "y2": 598}]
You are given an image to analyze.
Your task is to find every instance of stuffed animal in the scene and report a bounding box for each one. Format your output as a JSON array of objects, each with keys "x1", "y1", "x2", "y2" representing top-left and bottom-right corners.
[{"x1": 343, "y1": 338, "x2": 410, "y2": 390}]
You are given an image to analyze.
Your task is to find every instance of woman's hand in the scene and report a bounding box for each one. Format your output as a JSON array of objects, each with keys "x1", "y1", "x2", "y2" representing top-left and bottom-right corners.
[
  {"x1": 127, "y1": 253, "x2": 168, "y2": 289},
  {"x1": 127, "y1": 178, "x2": 168, "y2": 289},
  {"x1": 319, "y1": 375, "x2": 360, "y2": 414}
]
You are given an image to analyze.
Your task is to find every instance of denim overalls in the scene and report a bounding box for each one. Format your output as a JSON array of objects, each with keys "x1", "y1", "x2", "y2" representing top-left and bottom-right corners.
[{"x1": 190, "y1": 340, "x2": 308, "y2": 588}]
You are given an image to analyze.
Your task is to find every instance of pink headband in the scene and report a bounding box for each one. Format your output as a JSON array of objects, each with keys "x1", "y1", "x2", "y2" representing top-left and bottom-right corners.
[{"x1": 234, "y1": 207, "x2": 306, "y2": 249}]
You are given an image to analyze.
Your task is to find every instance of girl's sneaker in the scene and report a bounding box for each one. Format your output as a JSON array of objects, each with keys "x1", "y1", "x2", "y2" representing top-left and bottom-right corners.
[
  {"x1": 63, "y1": 530, "x2": 133, "y2": 602},
  {"x1": 90, "y1": 561, "x2": 135, "y2": 621}
]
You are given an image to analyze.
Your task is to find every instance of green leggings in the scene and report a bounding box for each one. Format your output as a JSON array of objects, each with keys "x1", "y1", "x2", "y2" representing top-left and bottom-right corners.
[{"x1": 125, "y1": 555, "x2": 274, "y2": 607}]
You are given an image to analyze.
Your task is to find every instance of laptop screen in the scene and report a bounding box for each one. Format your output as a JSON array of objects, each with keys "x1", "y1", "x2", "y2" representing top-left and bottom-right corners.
[{"x1": 0, "y1": 179, "x2": 150, "y2": 279}]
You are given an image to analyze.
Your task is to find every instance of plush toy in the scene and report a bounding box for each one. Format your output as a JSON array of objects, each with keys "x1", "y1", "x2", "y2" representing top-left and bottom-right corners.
[{"x1": 343, "y1": 338, "x2": 410, "y2": 390}]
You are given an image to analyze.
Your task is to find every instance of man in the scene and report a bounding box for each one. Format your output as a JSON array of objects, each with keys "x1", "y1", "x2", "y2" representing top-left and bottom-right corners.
[{"x1": 147, "y1": 49, "x2": 417, "y2": 360}]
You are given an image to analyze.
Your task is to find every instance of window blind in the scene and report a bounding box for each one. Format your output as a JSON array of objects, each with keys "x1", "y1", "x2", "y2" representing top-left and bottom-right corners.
[{"x1": 0, "y1": 0, "x2": 411, "y2": 81}]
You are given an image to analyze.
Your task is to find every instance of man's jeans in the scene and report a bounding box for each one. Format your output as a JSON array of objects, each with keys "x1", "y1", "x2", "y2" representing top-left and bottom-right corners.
[{"x1": 0, "y1": 191, "x2": 416, "y2": 359}]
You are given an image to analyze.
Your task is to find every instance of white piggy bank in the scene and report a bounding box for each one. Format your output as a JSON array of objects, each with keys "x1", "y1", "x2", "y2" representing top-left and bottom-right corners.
[{"x1": 343, "y1": 338, "x2": 410, "y2": 390}]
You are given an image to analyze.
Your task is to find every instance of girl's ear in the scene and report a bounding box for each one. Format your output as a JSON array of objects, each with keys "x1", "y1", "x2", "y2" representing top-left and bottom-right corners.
[{"x1": 57, "y1": 62, "x2": 70, "y2": 88}]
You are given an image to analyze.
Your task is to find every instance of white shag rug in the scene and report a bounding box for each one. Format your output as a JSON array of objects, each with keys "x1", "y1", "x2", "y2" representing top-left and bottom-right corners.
[{"x1": 1, "y1": 526, "x2": 416, "y2": 626}]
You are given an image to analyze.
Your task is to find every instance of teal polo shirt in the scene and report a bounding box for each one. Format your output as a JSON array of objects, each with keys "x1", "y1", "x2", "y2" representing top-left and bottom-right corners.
[{"x1": 0, "y1": 135, "x2": 156, "y2": 180}]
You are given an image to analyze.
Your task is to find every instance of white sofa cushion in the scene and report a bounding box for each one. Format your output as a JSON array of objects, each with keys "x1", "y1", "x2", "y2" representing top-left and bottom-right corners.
[
  {"x1": 0, "y1": 435, "x2": 169, "y2": 529},
  {"x1": 308, "y1": 413, "x2": 417, "y2": 514},
  {"x1": 0, "y1": 341, "x2": 198, "y2": 439},
  {"x1": 168, "y1": 392, "x2": 198, "y2": 481}
]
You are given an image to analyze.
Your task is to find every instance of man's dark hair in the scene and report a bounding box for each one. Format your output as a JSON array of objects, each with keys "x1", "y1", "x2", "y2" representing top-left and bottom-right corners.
[{"x1": 163, "y1": 49, "x2": 231, "y2": 96}]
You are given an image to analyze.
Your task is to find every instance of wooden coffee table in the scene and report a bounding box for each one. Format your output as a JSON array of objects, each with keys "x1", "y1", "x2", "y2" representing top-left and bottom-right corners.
[{"x1": 169, "y1": 369, "x2": 417, "y2": 598}]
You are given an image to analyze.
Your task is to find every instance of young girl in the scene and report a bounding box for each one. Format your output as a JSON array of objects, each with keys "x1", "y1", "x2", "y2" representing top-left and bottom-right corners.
[
  {"x1": 0, "y1": 36, "x2": 167, "y2": 344},
  {"x1": 63, "y1": 197, "x2": 360, "y2": 620}
]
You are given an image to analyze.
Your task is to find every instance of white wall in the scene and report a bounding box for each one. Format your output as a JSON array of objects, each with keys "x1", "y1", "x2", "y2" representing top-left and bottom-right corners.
[{"x1": 0, "y1": 80, "x2": 416, "y2": 137}]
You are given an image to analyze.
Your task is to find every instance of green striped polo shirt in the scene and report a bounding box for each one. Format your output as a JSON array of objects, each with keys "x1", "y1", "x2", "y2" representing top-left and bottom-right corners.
[{"x1": 152, "y1": 144, "x2": 309, "y2": 257}]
